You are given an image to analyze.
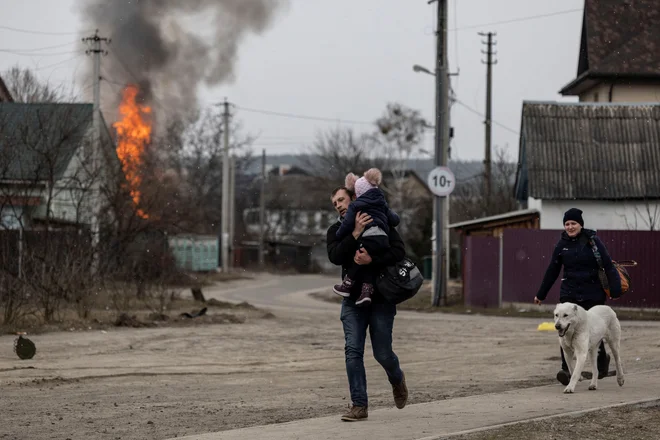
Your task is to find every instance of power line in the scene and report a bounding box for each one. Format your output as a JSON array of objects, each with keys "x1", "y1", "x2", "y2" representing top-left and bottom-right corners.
[
  {"x1": 454, "y1": 99, "x2": 518, "y2": 135},
  {"x1": 32, "y1": 54, "x2": 85, "y2": 72},
  {"x1": 0, "y1": 25, "x2": 92, "y2": 36},
  {"x1": 0, "y1": 40, "x2": 80, "y2": 53},
  {"x1": 1, "y1": 49, "x2": 80, "y2": 57},
  {"x1": 101, "y1": 74, "x2": 128, "y2": 89},
  {"x1": 450, "y1": 8, "x2": 582, "y2": 32},
  {"x1": 235, "y1": 106, "x2": 374, "y2": 126}
]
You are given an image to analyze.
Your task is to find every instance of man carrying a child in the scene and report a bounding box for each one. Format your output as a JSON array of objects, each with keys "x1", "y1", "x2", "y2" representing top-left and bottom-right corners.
[{"x1": 326, "y1": 168, "x2": 409, "y2": 422}]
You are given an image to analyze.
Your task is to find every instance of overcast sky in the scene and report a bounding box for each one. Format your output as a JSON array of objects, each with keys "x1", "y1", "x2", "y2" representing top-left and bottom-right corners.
[{"x1": 1, "y1": 0, "x2": 583, "y2": 162}]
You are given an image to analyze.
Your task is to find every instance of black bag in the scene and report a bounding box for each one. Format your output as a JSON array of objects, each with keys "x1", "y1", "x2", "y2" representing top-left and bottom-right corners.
[{"x1": 376, "y1": 258, "x2": 424, "y2": 305}]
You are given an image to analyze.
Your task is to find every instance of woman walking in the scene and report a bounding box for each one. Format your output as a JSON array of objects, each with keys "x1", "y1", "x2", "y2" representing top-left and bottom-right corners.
[{"x1": 534, "y1": 208, "x2": 622, "y2": 385}]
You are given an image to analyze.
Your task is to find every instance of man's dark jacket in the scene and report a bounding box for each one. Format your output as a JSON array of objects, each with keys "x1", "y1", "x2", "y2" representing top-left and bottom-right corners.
[
  {"x1": 536, "y1": 229, "x2": 622, "y2": 302},
  {"x1": 327, "y1": 219, "x2": 405, "y2": 300}
]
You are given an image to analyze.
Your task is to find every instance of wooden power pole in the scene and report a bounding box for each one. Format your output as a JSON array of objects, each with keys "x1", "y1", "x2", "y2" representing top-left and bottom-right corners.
[{"x1": 479, "y1": 31, "x2": 497, "y2": 201}]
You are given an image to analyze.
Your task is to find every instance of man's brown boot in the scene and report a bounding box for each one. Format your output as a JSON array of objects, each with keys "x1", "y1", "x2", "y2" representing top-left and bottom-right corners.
[
  {"x1": 392, "y1": 371, "x2": 408, "y2": 409},
  {"x1": 341, "y1": 405, "x2": 368, "y2": 421}
]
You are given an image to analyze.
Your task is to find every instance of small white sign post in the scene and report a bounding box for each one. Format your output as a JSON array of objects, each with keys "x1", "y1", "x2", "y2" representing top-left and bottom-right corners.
[{"x1": 427, "y1": 166, "x2": 455, "y2": 197}]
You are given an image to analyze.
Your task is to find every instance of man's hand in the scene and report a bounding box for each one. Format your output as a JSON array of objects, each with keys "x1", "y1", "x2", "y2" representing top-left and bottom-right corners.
[
  {"x1": 354, "y1": 248, "x2": 373, "y2": 265},
  {"x1": 352, "y1": 212, "x2": 373, "y2": 239},
  {"x1": 534, "y1": 297, "x2": 542, "y2": 305}
]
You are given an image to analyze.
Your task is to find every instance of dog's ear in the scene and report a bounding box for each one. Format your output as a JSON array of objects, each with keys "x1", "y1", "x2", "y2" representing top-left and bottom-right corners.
[{"x1": 573, "y1": 304, "x2": 578, "y2": 312}]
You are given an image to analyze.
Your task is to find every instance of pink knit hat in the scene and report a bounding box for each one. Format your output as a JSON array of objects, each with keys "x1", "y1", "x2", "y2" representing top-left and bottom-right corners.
[{"x1": 346, "y1": 168, "x2": 382, "y2": 198}]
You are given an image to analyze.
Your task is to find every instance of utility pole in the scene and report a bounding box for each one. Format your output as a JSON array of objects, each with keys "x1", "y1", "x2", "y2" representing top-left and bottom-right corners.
[
  {"x1": 430, "y1": 0, "x2": 450, "y2": 307},
  {"x1": 228, "y1": 156, "x2": 236, "y2": 270},
  {"x1": 221, "y1": 99, "x2": 231, "y2": 272},
  {"x1": 83, "y1": 30, "x2": 109, "y2": 272},
  {"x1": 259, "y1": 149, "x2": 266, "y2": 269},
  {"x1": 479, "y1": 31, "x2": 497, "y2": 201}
]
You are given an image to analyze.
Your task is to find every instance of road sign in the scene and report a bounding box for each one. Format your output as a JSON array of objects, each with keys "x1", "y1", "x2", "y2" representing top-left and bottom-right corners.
[{"x1": 427, "y1": 166, "x2": 455, "y2": 197}]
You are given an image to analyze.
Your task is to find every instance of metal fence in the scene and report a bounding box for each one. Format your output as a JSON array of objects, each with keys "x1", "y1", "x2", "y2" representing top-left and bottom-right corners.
[
  {"x1": 463, "y1": 229, "x2": 660, "y2": 308},
  {"x1": 463, "y1": 236, "x2": 500, "y2": 308}
]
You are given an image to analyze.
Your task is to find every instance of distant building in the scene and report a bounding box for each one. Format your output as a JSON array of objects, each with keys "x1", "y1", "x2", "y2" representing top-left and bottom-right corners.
[
  {"x1": 454, "y1": 0, "x2": 660, "y2": 234},
  {"x1": 242, "y1": 165, "x2": 433, "y2": 272}
]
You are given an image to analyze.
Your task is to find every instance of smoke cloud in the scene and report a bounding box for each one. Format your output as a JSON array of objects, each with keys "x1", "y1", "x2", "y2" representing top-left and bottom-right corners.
[{"x1": 78, "y1": 0, "x2": 288, "y2": 124}]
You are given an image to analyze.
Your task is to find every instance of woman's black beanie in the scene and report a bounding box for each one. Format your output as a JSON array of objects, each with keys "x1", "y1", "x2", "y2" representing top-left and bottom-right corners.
[{"x1": 563, "y1": 208, "x2": 584, "y2": 226}]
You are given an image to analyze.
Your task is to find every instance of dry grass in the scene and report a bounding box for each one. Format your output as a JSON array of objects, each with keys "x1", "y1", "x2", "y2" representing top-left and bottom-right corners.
[
  {"x1": 454, "y1": 400, "x2": 660, "y2": 440},
  {"x1": 165, "y1": 270, "x2": 254, "y2": 287},
  {"x1": 0, "y1": 272, "x2": 260, "y2": 335}
]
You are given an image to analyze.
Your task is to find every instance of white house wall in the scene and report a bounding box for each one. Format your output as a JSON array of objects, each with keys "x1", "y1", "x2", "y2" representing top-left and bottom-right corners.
[
  {"x1": 36, "y1": 128, "x2": 111, "y2": 226},
  {"x1": 539, "y1": 199, "x2": 660, "y2": 231},
  {"x1": 580, "y1": 82, "x2": 660, "y2": 103},
  {"x1": 51, "y1": 140, "x2": 95, "y2": 224}
]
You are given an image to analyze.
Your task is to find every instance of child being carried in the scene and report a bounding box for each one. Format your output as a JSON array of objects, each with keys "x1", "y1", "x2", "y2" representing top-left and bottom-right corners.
[{"x1": 333, "y1": 168, "x2": 400, "y2": 306}]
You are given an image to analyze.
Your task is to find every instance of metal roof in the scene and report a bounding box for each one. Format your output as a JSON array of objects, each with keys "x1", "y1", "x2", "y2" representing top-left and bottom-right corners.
[
  {"x1": 448, "y1": 209, "x2": 539, "y2": 230},
  {"x1": 515, "y1": 102, "x2": 660, "y2": 201},
  {"x1": 0, "y1": 103, "x2": 93, "y2": 181}
]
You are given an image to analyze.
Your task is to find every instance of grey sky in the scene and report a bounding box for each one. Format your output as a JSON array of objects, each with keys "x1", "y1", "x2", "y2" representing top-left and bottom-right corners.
[{"x1": 1, "y1": 0, "x2": 583, "y2": 161}]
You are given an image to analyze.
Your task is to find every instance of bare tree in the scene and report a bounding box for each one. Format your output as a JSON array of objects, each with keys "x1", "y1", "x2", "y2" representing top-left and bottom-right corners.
[
  {"x1": 451, "y1": 146, "x2": 518, "y2": 223},
  {"x1": 103, "y1": 108, "x2": 255, "y2": 245},
  {"x1": 374, "y1": 103, "x2": 427, "y2": 169},
  {"x1": 295, "y1": 103, "x2": 431, "y2": 257},
  {"x1": 2, "y1": 66, "x2": 73, "y2": 103},
  {"x1": 171, "y1": 110, "x2": 255, "y2": 234},
  {"x1": 373, "y1": 102, "x2": 428, "y2": 239},
  {"x1": 0, "y1": 105, "x2": 102, "y2": 323},
  {"x1": 300, "y1": 127, "x2": 387, "y2": 188},
  {"x1": 621, "y1": 199, "x2": 660, "y2": 231}
]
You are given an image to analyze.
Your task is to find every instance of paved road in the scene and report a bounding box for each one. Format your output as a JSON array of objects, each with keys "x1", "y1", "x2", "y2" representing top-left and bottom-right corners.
[
  {"x1": 167, "y1": 274, "x2": 660, "y2": 440},
  {"x1": 201, "y1": 273, "x2": 340, "y2": 312},
  {"x1": 171, "y1": 368, "x2": 660, "y2": 440},
  {"x1": 199, "y1": 273, "x2": 493, "y2": 324}
]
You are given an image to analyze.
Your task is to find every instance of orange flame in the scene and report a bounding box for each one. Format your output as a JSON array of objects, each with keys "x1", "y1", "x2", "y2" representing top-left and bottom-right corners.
[{"x1": 113, "y1": 85, "x2": 151, "y2": 218}]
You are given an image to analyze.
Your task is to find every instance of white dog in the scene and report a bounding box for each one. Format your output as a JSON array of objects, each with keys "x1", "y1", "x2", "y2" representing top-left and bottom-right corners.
[{"x1": 553, "y1": 302, "x2": 625, "y2": 393}]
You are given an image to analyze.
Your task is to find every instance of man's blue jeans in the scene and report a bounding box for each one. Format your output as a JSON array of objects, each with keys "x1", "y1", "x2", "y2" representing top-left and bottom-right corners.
[{"x1": 340, "y1": 298, "x2": 403, "y2": 407}]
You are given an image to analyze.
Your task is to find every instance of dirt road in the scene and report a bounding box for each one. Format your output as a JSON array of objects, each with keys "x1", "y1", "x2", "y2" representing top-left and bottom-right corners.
[{"x1": 2, "y1": 274, "x2": 660, "y2": 440}]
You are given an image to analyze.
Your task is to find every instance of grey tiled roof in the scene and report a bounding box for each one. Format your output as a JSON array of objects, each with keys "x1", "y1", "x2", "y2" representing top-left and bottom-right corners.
[
  {"x1": 515, "y1": 102, "x2": 660, "y2": 200},
  {"x1": 0, "y1": 103, "x2": 93, "y2": 181},
  {"x1": 561, "y1": 0, "x2": 660, "y2": 95},
  {"x1": 585, "y1": 0, "x2": 660, "y2": 75}
]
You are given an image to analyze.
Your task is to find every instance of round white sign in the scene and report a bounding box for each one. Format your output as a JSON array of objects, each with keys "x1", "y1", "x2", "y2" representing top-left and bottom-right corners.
[{"x1": 427, "y1": 166, "x2": 455, "y2": 197}]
